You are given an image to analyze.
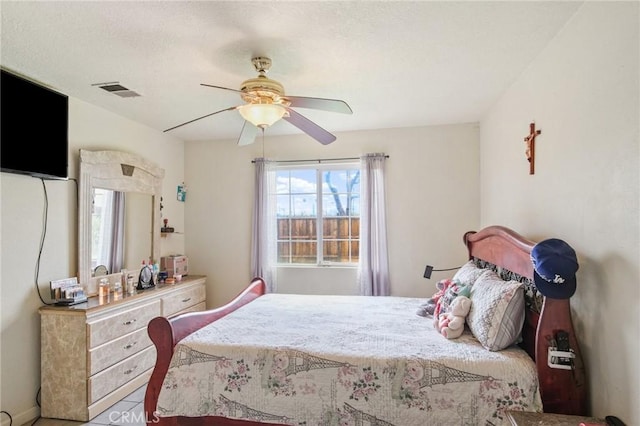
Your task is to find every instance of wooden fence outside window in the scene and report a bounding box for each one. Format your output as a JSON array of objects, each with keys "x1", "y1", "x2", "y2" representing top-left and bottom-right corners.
[{"x1": 278, "y1": 217, "x2": 359, "y2": 263}]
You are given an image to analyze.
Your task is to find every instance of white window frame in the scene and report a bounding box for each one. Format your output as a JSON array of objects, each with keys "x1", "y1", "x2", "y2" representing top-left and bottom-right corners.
[{"x1": 275, "y1": 161, "x2": 360, "y2": 267}]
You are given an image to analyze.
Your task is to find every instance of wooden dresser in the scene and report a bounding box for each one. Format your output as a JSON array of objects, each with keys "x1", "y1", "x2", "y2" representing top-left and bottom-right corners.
[{"x1": 39, "y1": 275, "x2": 206, "y2": 421}]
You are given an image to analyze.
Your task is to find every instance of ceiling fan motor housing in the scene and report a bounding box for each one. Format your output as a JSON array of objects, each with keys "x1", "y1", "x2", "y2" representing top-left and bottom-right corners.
[{"x1": 240, "y1": 75, "x2": 287, "y2": 105}]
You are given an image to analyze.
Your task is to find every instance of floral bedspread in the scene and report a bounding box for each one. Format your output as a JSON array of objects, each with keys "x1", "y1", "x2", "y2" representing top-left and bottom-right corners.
[{"x1": 156, "y1": 294, "x2": 542, "y2": 425}]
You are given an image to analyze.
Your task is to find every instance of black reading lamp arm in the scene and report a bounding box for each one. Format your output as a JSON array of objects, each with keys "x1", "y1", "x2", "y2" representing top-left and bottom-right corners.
[{"x1": 423, "y1": 264, "x2": 463, "y2": 279}]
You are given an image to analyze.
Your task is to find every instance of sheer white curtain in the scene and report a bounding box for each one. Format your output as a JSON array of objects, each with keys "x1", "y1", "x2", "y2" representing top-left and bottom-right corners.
[
  {"x1": 358, "y1": 153, "x2": 390, "y2": 296},
  {"x1": 251, "y1": 158, "x2": 278, "y2": 292}
]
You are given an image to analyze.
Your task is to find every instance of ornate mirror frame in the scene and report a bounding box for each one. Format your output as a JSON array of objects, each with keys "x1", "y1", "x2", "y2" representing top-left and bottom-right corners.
[{"x1": 78, "y1": 149, "x2": 164, "y2": 294}]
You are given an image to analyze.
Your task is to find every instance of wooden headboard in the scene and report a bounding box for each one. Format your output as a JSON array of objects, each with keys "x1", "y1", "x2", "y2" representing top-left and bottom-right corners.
[{"x1": 463, "y1": 225, "x2": 587, "y2": 416}]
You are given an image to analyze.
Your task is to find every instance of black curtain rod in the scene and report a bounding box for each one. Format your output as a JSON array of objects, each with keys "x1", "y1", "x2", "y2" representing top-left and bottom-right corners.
[{"x1": 251, "y1": 155, "x2": 389, "y2": 164}]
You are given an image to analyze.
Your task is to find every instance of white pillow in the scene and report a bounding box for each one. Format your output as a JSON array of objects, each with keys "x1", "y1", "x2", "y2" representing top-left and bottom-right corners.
[
  {"x1": 452, "y1": 260, "x2": 487, "y2": 287},
  {"x1": 467, "y1": 270, "x2": 525, "y2": 351}
]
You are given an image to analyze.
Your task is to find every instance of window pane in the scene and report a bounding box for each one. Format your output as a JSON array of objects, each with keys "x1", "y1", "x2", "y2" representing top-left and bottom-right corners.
[
  {"x1": 322, "y1": 193, "x2": 350, "y2": 216},
  {"x1": 289, "y1": 170, "x2": 316, "y2": 194},
  {"x1": 351, "y1": 240, "x2": 360, "y2": 262},
  {"x1": 291, "y1": 194, "x2": 317, "y2": 217},
  {"x1": 323, "y1": 217, "x2": 337, "y2": 238},
  {"x1": 290, "y1": 217, "x2": 317, "y2": 240},
  {"x1": 349, "y1": 196, "x2": 360, "y2": 216},
  {"x1": 277, "y1": 241, "x2": 291, "y2": 263},
  {"x1": 323, "y1": 217, "x2": 358, "y2": 238},
  {"x1": 323, "y1": 240, "x2": 355, "y2": 263},
  {"x1": 277, "y1": 218, "x2": 290, "y2": 239},
  {"x1": 323, "y1": 239, "x2": 338, "y2": 261},
  {"x1": 339, "y1": 217, "x2": 351, "y2": 238},
  {"x1": 351, "y1": 217, "x2": 360, "y2": 238},
  {"x1": 322, "y1": 170, "x2": 348, "y2": 193},
  {"x1": 347, "y1": 169, "x2": 361, "y2": 194},
  {"x1": 276, "y1": 170, "x2": 290, "y2": 194},
  {"x1": 288, "y1": 241, "x2": 317, "y2": 264},
  {"x1": 276, "y1": 194, "x2": 291, "y2": 217}
]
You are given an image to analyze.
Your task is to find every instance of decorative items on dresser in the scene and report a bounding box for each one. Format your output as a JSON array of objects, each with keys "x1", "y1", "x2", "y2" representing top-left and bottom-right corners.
[{"x1": 39, "y1": 275, "x2": 206, "y2": 421}]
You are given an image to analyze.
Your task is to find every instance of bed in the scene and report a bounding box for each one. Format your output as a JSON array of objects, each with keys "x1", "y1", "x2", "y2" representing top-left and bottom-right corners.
[{"x1": 144, "y1": 225, "x2": 587, "y2": 425}]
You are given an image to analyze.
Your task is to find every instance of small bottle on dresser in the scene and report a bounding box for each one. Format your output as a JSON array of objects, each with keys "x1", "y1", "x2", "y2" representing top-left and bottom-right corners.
[
  {"x1": 98, "y1": 278, "x2": 110, "y2": 302},
  {"x1": 112, "y1": 277, "x2": 123, "y2": 300},
  {"x1": 127, "y1": 273, "x2": 136, "y2": 295}
]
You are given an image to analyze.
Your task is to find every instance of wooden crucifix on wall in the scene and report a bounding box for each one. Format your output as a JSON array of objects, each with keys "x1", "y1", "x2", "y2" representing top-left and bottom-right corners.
[{"x1": 524, "y1": 122, "x2": 541, "y2": 175}]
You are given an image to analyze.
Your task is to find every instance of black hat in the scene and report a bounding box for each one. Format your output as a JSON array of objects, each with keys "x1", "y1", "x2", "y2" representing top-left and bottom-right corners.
[{"x1": 531, "y1": 238, "x2": 579, "y2": 299}]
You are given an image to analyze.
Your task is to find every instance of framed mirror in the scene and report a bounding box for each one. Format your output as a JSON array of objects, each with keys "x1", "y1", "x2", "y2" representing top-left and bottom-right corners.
[{"x1": 78, "y1": 149, "x2": 164, "y2": 295}]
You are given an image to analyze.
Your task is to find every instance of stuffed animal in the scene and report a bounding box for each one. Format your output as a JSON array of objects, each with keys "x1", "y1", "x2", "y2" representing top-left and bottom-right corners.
[
  {"x1": 436, "y1": 295, "x2": 472, "y2": 339},
  {"x1": 432, "y1": 279, "x2": 471, "y2": 321},
  {"x1": 416, "y1": 278, "x2": 451, "y2": 317}
]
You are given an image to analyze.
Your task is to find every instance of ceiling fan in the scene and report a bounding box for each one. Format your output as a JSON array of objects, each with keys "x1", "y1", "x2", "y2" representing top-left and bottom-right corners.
[{"x1": 164, "y1": 57, "x2": 353, "y2": 145}]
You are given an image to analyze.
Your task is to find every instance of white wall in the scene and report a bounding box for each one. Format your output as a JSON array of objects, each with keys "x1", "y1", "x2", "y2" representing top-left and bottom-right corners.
[
  {"x1": 184, "y1": 123, "x2": 480, "y2": 307},
  {"x1": 0, "y1": 98, "x2": 185, "y2": 425},
  {"x1": 480, "y1": 2, "x2": 639, "y2": 422}
]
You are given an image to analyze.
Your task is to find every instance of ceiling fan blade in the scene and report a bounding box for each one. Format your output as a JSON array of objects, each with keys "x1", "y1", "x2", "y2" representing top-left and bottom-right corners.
[
  {"x1": 283, "y1": 108, "x2": 337, "y2": 145},
  {"x1": 201, "y1": 84, "x2": 260, "y2": 102},
  {"x1": 237, "y1": 121, "x2": 259, "y2": 146},
  {"x1": 163, "y1": 106, "x2": 238, "y2": 132},
  {"x1": 286, "y1": 96, "x2": 353, "y2": 114},
  {"x1": 200, "y1": 84, "x2": 244, "y2": 94}
]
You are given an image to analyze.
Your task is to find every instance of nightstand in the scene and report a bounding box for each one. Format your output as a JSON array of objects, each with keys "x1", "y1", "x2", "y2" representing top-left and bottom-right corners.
[{"x1": 506, "y1": 411, "x2": 605, "y2": 426}]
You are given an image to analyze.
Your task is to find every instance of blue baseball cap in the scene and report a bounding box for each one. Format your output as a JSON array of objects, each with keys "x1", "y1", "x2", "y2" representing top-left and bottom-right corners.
[{"x1": 531, "y1": 238, "x2": 579, "y2": 299}]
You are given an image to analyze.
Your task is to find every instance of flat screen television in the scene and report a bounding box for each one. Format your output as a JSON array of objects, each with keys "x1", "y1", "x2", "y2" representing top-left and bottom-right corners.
[{"x1": 1, "y1": 68, "x2": 69, "y2": 180}]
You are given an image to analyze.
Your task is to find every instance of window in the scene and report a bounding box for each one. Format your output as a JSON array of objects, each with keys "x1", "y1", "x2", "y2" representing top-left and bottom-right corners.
[{"x1": 275, "y1": 163, "x2": 360, "y2": 265}]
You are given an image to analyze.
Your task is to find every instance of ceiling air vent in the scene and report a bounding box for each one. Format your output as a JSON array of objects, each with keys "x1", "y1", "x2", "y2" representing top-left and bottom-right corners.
[{"x1": 92, "y1": 81, "x2": 141, "y2": 98}]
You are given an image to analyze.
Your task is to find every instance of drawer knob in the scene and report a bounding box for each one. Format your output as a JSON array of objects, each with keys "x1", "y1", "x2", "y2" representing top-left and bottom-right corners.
[
  {"x1": 123, "y1": 342, "x2": 138, "y2": 350},
  {"x1": 181, "y1": 297, "x2": 192, "y2": 303},
  {"x1": 123, "y1": 319, "x2": 137, "y2": 325},
  {"x1": 124, "y1": 366, "x2": 138, "y2": 375}
]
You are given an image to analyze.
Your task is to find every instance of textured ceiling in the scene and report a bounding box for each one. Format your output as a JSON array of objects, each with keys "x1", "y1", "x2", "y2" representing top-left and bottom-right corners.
[{"x1": 0, "y1": 1, "x2": 582, "y2": 143}]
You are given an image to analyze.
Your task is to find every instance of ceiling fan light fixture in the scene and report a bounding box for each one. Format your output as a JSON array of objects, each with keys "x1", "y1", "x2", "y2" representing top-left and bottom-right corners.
[{"x1": 238, "y1": 103, "x2": 286, "y2": 128}]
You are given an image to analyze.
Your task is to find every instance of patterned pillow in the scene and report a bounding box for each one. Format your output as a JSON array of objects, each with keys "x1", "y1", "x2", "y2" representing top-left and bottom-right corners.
[
  {"x1": 467, "y1": 270, "x2": 525, "y2": 351},
  {"x1": 452, "y1": 260, "x2": 488, "y2": 287}
]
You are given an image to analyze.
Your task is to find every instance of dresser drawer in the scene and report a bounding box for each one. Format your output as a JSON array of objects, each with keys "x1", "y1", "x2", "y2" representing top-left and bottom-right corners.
[
  {"x1": 88, "y1": 346, "x2": 156, "y2": 404},
  {"x1": 173, "y1": 301, "x2": 206, "y2": 317},
  {"x1": 162, "y1": 285, "x2": 206, "y2": 317},
  {"x1": 87, "y1": 300, "x2": 161, "y2": 348},
  {"x1": 88, "y1": 327, "x2": 152, "y2": 376}
]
